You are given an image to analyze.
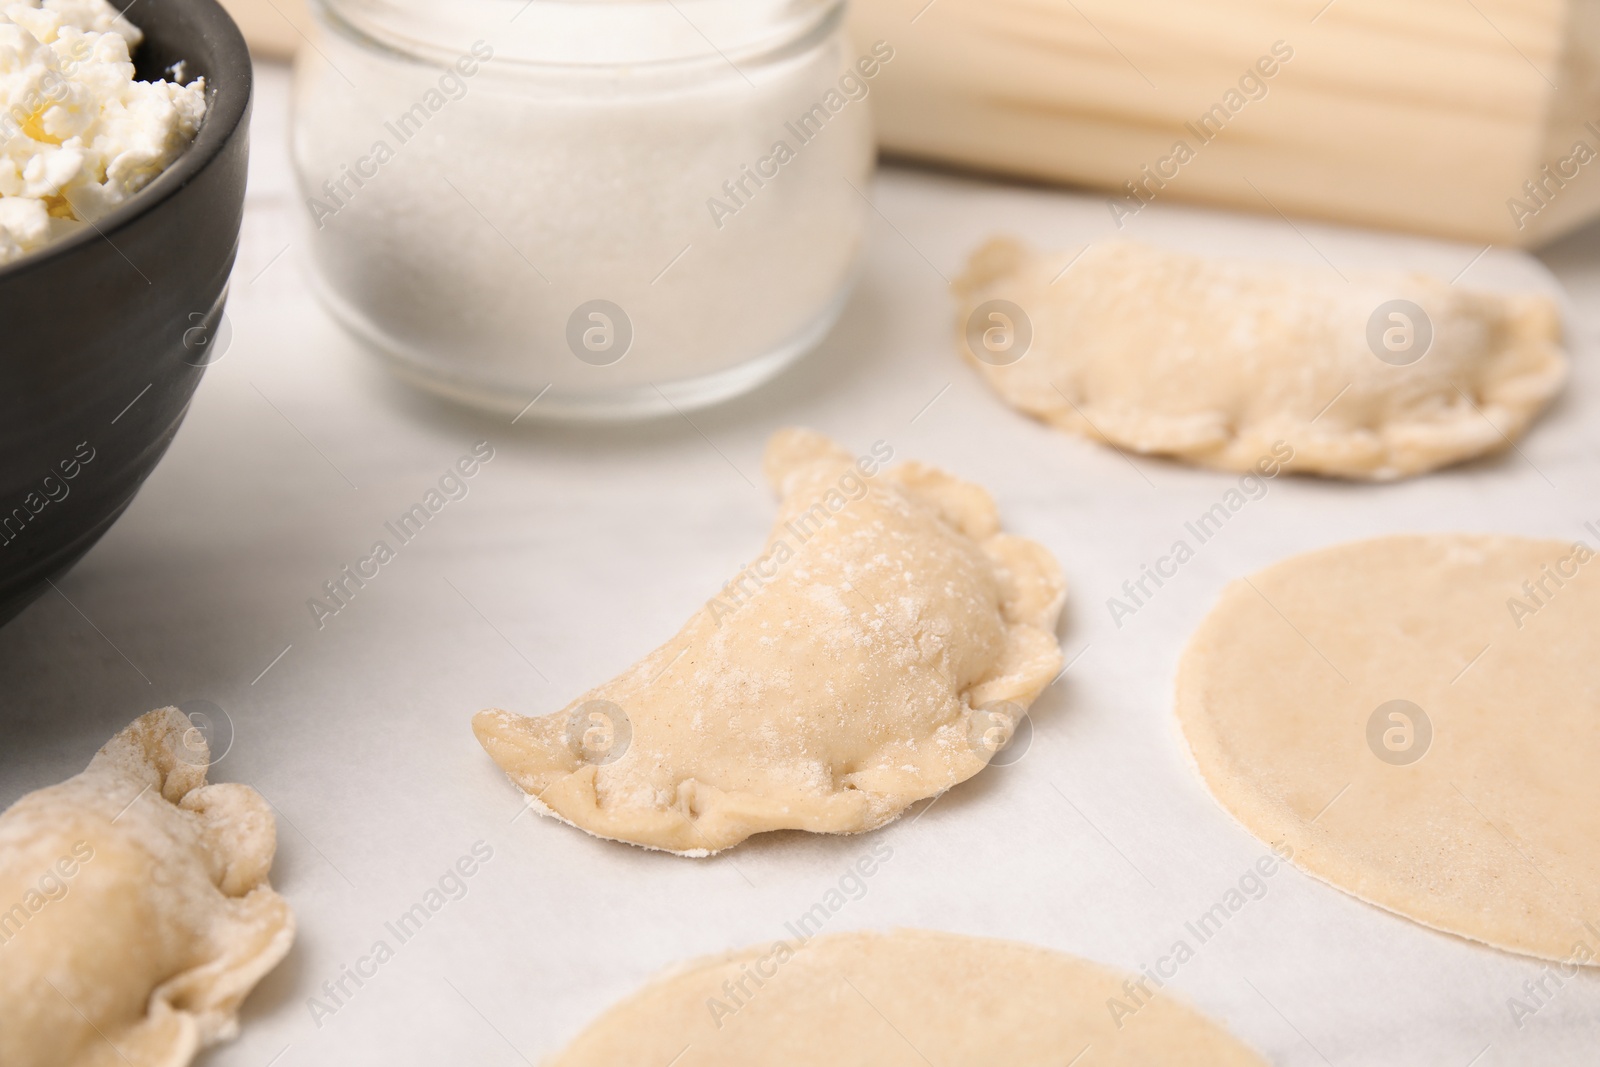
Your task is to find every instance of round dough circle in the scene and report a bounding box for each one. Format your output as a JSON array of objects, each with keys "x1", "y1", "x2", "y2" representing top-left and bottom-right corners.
[
  {"x1": 1177, "y1": 534, "x2": 1600, "y2": 964},
  {"x1": 549, "y1": 929, "x2": 1265, "y2": 1065}
]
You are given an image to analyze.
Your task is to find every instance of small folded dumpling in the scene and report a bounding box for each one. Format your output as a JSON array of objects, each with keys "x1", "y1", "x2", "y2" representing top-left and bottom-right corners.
[
  {"x1": 474, "y1": 428, "x2": 1066, "y2": 855},
  {"x1": 0, "y1": 708, "x2": 293, "y2": 1067},
  {"x1": 954, "y1": 238, "x2": 1566, "y2": 480}
]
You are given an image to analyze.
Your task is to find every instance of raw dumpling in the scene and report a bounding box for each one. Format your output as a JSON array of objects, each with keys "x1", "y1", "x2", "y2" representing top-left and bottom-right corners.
[
  {"x1": 474, "y1": 428, "x2": 1066, "y2": 855},
  {"x1": 0, "y1": 708, "x2": 294, "y2": 1067},
  {"x1": 547, "y1": 929, "x2": 1267, "y2": 1065},
  {"x1": 953, "y1": 238, "x2": 1565, "y2": 480}
]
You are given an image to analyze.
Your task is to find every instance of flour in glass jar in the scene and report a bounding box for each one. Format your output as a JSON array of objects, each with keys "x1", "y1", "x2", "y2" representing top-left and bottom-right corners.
[{"x1": 292, "y1": 0, "x2": 881, "y2": 419}]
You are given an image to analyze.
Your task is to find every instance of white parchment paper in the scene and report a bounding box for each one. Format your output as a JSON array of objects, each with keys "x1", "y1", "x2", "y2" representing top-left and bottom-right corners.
[{"x1": 2, "y1": 63, "x2": 1597, "y2": 1067}]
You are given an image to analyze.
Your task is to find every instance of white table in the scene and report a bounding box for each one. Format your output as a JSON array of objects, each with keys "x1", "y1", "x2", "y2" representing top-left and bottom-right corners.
[{"x1": 3, "y1": 61, "x2": 1598, "y2": 1066}]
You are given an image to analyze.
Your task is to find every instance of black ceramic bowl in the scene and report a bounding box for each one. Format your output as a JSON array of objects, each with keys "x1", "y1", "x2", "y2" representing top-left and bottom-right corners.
[{"x1": 0, "y1": 0, "x2": 251, "y2": 627}]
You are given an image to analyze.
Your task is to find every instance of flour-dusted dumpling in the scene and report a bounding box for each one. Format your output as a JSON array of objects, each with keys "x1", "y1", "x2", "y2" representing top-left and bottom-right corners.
[
  {"x1": 954, "y1": 238, "x2": 1566, "y2": 480},
  {"x1": 548, "y1": 929, "x2": 1268, "y2": 1065},
  {"x1": 0, "y1": 709, "x2": 293, "y2": 1067},
  {"x1": 474, "y1": 428, "x2": 1066, "y2": 855}
]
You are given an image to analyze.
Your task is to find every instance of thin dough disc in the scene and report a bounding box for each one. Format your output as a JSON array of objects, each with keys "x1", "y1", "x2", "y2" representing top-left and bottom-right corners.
[
  {"x1": 1177, "y1": 535, "x2": 1600, "y2": 963},
  {"x1": 548, "y1": 929, "x2": 1266, "y2": 1065},
  {"x1": 474, "y1": 428, "x2": 1066, "y2": 855},
  {"x1": 954, "y1": 239, "x2": 1566, "y2": 480},
  {"x1": 0, "y1": 709, "x2": 294, "y2": 1067}
]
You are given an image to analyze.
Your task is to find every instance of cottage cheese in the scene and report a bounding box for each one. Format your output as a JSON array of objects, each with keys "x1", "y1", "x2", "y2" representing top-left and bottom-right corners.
[{"x1": 0, "y1": 0, "x2": 206, "y2": 265}]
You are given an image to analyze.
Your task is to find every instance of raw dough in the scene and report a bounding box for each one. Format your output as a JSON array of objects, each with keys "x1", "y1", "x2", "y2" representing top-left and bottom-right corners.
[
  {"x1": 1177, "y1": 534, "x2": 1600, "y2": 963},
  {"x1": 474, "y1": 428, "x2": 1065, "y2": 855},
  {"x1": 0, "y1": 709, "x2": 294, "y2": 1067},
  {"x1": 548, "y1": 928, "x2": 1267, "y2": 1065},
  {"x1": 954, "y1": 238, "x2": 1566, "y2": 480}
]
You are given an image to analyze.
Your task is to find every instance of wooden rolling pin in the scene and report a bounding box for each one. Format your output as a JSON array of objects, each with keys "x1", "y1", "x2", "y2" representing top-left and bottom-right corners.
[
  {"x1": 217, "y1": 0, "x2": 309, "y2": 60},
  {"x1": 218, "y1": 0, "x2": 1600, "y2": 245},
  {"x1": 851, "y1": 0, "x2": 1600, "y2": 246}
]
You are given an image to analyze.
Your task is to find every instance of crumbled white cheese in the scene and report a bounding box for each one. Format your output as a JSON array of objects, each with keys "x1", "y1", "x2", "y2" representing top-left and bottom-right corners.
[{"x1": 0, "y1": 0, "x2": 206, "y2": 264}]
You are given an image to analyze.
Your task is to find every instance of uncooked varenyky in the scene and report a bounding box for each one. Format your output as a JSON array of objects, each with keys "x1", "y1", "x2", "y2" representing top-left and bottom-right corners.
[
  {"x1": 955, "y1": 239, "x2": 1566, "y2": 480},
  {"x1": 0, "y1": 709, "x2": 293, "y2": 1067},
  {"x1": 474, "y1": 428, "x2": 1066, "y2": 855}
]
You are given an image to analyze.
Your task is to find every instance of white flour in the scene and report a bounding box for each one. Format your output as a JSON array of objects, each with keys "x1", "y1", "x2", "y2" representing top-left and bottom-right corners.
[{"x1": 292, "y1": 2, "x2": 875, "y2": 416}]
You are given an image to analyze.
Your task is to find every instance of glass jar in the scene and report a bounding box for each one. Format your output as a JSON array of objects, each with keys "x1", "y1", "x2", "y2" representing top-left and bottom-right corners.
[{"x1": 292, "y1": 0, "x2": 876, "y2": 420}]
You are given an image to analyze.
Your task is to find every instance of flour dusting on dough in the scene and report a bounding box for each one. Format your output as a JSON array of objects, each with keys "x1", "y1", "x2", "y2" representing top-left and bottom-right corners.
[
  {"x1": 955, "y1": 238, "x2": 1566, "y2": 480},
  {"x1": 0, "y1": 709, "x2": 293, "y2": 1067},
  {"x1": 474, "y1": 429, "x2": 1066, "y2": 855}
]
